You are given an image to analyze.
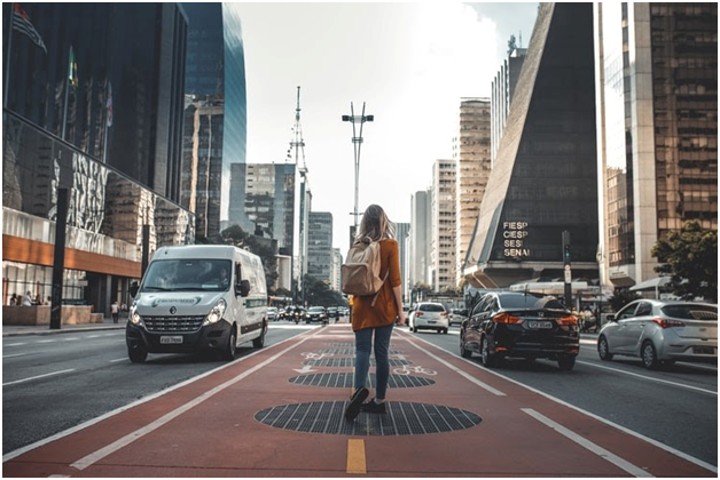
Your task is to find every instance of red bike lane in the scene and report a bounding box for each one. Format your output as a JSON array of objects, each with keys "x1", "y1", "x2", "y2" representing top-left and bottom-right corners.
[{"x1": 3, "y1": 324, "x2": 715, "y2": 477}]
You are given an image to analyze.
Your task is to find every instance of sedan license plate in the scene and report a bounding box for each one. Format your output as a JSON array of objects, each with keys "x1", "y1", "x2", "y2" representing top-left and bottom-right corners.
[
  {"x1": 693, "y1": 346, "x2": 715, "y2": 355},
  {"x1": 160, "y1": 335, "x2": 183, "y2": 344},
  {"x1": 527, "y1": 321, "x2": 553, "y2": 329}
]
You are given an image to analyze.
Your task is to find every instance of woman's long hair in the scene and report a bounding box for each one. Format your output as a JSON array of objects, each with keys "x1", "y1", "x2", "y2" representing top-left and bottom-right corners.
[{"x1": 355, "y1": 204, "x2": 396, "y2": 242}]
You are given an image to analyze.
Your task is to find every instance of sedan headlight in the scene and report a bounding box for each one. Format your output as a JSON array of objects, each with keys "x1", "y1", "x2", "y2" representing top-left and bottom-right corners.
[{"x1": 204, "y1": 299, "x2": 227, "y2": 325}]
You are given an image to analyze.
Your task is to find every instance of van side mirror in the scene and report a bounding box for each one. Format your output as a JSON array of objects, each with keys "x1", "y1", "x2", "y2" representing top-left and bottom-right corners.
[
  {"x1": 129, "y1": 280, "x2": 140, "y2": 298},
  {"x1": 237, "y1": 279, "x2": 251, "y2": 297}
]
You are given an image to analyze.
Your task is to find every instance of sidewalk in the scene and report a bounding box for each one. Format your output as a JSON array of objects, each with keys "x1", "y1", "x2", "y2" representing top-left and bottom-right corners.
[{"x1": 2, "y1": 317, "x2": 126, "y2": 337}]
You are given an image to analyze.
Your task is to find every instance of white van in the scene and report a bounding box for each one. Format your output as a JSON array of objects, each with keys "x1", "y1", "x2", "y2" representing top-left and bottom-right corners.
[{"x1": 125, "y1": 245, "x2": 268, "y2": 362}]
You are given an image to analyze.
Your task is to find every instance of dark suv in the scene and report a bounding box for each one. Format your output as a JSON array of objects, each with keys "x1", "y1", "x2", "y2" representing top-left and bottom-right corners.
[{"x1": 459, "y1": 292, "x2": 580, "y2": 370}]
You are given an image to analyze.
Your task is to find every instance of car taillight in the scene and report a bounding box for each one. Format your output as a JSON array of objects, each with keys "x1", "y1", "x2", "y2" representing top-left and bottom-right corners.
[
  {"x1": 652, "y1": 317, "x2": 685, "y2": 328},
  {"x1": 416, "y1": 312, "x2": 423, "y2": 317},
  {"x1": 493, "y1": 313, "x2": 522, "y2": 324},
  {"x1": 440, "y1": 312, "x2": 448, "y2": 317},
  {"x1": 557, "y1": 315, "x2": 578, "y2": 326}
]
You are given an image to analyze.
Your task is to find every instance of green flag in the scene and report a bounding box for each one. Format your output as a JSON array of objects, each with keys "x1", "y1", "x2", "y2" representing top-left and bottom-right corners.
[{"x1": 68, "y1": 46, "x2": 78, "y2": 89}]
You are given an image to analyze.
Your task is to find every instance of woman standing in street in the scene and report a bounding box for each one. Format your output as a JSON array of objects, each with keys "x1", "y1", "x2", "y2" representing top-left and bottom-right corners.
[{"x1": 345, "y1": 204, "x2": 406, "y2": 421}]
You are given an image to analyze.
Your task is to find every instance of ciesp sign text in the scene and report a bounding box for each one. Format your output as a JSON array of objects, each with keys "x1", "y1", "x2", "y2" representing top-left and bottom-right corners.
[{"x1": 503, "y1": 221, "x2": 530, "y2": 257}]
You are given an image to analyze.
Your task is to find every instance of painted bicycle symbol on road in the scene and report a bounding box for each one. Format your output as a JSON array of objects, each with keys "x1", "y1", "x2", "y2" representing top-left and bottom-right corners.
[
  {"x1": 301, "y1": 352, "x2": 330, "y2": 360},
  {"x1": 392, "y1": 365, "x2": 437, "y2": 376}
]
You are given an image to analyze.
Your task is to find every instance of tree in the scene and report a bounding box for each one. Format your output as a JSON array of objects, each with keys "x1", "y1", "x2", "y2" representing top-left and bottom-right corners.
[
  {"x1": 609, "y1": 288, "x2": 640, "y2": 312},
  {"x1": 303, "y1": 275, "x2": 344, "y2": 307},
  {"x1": 218, "y1": 225, "x2": 279, "y2": 294},
  {"x1": 651, "y1": 221, "x2": 717, "y2": 302},
  {"x1": 507, "y1": 34, "x2": 517, "y2": 55}
]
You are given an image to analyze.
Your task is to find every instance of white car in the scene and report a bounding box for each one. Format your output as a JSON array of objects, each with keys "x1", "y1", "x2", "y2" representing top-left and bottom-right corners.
[
  {"x1": 597, "y1": 299, "x2": 717, "y2": 369},
  {"x1": 408, "y1": 302, "x2": 449, "y2": 334}
]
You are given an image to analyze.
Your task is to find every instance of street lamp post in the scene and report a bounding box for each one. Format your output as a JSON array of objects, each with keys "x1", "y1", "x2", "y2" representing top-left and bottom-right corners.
[{"x1": 342, "y1": 102, "x2": 374, "y2": 231}]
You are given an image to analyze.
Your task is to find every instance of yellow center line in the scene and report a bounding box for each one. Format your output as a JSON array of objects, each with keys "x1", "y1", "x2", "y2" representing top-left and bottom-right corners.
[{"x1": 346, "y1": 438, "x2": 367, "y2": 474}]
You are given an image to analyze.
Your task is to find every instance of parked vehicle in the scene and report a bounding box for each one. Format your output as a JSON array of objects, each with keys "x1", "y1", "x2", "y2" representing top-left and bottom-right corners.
[
  {"x1": 305, "y1": 306, "x2": 328, "y2": 324},
  {"x1": 597, "y1": 299, "x2": 718, "y2": 369},
  {"x1": 126, "y1": 245, "x2": 268, "y2": 363},
  {"x1": 459, "y1": 291, "x2": 579, "y2": 370},
  {"x1": 449, "y1": 308, "x2": 468, "y2": 326},
  {"x1": 267, "y1": 307, "x2": 279, "y2": 321},
  {"x1": 408, "y1": 302, "x2": 449, "y2": 334}
]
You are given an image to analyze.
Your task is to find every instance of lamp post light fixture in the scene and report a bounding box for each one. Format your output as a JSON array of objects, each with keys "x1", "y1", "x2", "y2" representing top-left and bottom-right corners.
[{"x1": 342, "y1": 102, "x2": 374, "y2": 230}]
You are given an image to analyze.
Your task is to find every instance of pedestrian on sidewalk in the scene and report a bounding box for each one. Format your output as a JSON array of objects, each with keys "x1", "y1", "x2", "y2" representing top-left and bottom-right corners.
[
  {"x1": 111, "y1": 300, "x2": 120, "y2": 323},
  {"x1": 344, "y1": 204, "x2": 407, "y2": 422}
]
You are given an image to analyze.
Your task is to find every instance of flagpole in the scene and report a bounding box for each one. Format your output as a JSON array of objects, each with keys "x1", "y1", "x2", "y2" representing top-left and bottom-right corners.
[
  {"x1": 4, "y1": 3, "x2": 15, "y2": 109},
  {"x1": 61, "y1": 46, "x2": 70, "y2": 140}
]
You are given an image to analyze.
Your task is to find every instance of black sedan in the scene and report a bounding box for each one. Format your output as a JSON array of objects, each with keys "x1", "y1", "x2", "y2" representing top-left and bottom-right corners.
[
  {"x1": 305, "y1": 306, "x2": 328, "y2": 323},
  {"x1": 459, "y1": 291, "x2": 580, "y2": 370}
]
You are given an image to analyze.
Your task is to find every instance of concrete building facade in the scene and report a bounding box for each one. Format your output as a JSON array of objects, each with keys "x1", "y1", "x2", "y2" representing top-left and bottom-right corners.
[{"x1": 431, "y1": 159, "x2": 457, "y2": 291}]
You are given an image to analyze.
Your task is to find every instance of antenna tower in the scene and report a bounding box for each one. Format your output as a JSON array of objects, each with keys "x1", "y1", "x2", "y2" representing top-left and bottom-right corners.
[{"x1": 289, "y1": 86, "x2": 307, "y2": 176}]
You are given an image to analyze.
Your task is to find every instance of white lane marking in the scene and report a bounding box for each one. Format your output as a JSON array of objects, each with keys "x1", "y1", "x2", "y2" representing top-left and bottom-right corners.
[
  {"x1": 4, "y1": 343, "x2": 27, "y2": 347},
  {"x1": 405, "y1": 331, "x2": 718, "y2": 475},
  {"x1": 109, "y1": 358, "x2": 127, "y2": 363},
  {"x1": 37, "y1": 339, "x2": 55, "y2": 343},
  {"x1": 401, "y1": 333, "x2": 506, "y2": 396},
  {"x1": 86, "y1": 335, "x2": 102, "y2": 339},
  {"x1": 522, "y1": 408, "x2": 653, "y2": 477},
  {"x1": 577, "y1": 361, "x2": 717, "y2": 396},
  {"x1": 3, "y1": 352, "x2": 30, "y2": 359},
  {"x1": 61, "y1": 337, "x2": 81, "y2": 341},
  {"x1": 3, "y1": 369, "x2": 76, "y2": 386},
  {"x1": 580, "y1": 338, "x2": 596, "y2": 345},
  {"x1": 69, "y1": 328, "x2": 324, "y2": 471}
]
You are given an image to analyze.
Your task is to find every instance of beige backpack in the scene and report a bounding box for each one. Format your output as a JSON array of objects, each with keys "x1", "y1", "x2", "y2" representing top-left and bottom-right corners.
[{"x1": 341, "y1": 237, "x2": 389, "y2": 304}]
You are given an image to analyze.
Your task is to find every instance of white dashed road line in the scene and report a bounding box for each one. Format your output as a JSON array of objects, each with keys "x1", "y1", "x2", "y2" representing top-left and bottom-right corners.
[{"x1": 3, "y1": 369, "x2": 76, "y2": 387}]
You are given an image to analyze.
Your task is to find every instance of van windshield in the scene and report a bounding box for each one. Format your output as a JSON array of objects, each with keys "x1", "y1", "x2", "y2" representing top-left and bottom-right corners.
[{"x1": 141, "y1": 259, "x2": 232, "y2": 292}]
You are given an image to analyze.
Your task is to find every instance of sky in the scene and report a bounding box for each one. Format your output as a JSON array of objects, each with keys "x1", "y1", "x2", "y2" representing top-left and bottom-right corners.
[{"x1": 230, "y1": 2, "x2": 539, "y2": 252}]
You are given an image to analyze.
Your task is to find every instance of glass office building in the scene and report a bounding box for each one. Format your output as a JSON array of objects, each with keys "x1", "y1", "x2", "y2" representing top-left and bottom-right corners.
[
  {"x1": 181, "y1": 4, "x2": 248, "y2": 235},
  {"x1": 2, "y1": 4, "x2": 192, "y2": 312},
  {"x1": 595, "y1": 3, "x2": 717, "y2": 287}
]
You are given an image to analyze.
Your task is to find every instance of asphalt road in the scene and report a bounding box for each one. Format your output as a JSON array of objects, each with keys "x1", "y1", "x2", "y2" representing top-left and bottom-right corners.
[
  {"x1": 2, "y1": 322, "x2": 316, "y2": 454},
  {"x1": 3, "y1": 321, "x2": 717, "y2": 469},
  {"x1": 409, "y1": 325, "x2": 718, "y2": 467}
]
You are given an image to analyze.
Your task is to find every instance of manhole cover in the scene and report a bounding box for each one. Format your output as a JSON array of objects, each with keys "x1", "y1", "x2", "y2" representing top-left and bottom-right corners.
[
  {"x1": 289, "y1": 372, "x2": 435, "y2": 388},
  {"x1": 256, "y1": 401, "x2": 481, "y2": 436},
  {"x1": 316, "y1": 348, "x2": 403, "y2": 355},
  {"x1": 304, "y1": 358, "x2": 409, "y2": 367}
]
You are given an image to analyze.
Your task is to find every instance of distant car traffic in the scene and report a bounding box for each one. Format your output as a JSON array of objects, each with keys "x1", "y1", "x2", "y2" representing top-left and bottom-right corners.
[
  {"x1": 597, "y1": 299, "x2": 718, "y2": 369},
  {"x1": 267, "y1": 307, "x2": 279, "y2": 321},
  {"x1": 305, "y1": 306, "x2": 328, "y2": 323},
  {"x1": 408, "y1": 302, "x2": 449, "y2": 334},
  {"x1": 449, "y1": 308, "x2": 468, "y2": 326},
  {"x1": 459, "y1": 291, "x2": 580, "y2": 370}
]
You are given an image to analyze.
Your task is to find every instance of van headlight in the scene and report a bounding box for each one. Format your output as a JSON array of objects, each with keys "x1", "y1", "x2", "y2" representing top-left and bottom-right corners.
[
  {"x1": 204, "y1": 299, "x2": 227, "y2": 325},
  {"x1": 129, "y1": 305, "x2": 143, "y2": 326}
]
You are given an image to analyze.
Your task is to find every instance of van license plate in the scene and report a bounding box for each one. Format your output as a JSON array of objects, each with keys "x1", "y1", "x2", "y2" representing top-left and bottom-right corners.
[
  {"x1": 160, "y1": 336, "x2": 183, "y2": 344},
  {"x1": 528, "y1": 321, "x2": 553, "y2": 329}
]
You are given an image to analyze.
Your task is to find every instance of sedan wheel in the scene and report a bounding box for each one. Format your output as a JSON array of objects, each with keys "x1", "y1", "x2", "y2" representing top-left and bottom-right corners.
[
  {"x1": 557, "y1": 355, "x2": 575, "y2": 371},
  {"x1": 597, "y1": 336, "x2": 613, "y2": 361},
  {"x1": 641, "y1": 341, "x2": 659, "y2": 370},
  {"x1": 480, "y1": 336, "x2": 496, "y2": 368}
]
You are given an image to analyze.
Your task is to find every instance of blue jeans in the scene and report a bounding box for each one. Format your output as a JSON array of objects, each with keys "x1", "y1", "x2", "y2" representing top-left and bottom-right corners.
[{"x1": 353, "y1": 324, "x2": 394, "y2": 401}]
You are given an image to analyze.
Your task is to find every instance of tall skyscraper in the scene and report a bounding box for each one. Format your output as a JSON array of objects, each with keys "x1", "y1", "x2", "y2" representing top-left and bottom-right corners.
[
  {"x1": 181, "y1": 4, "x2": 248, "y2": 236},
  {"x1": 432, "y1": 159, "x2": 457, "y2": 291},
  {"x1": 465, "y1": 3, "x2": 598, "y2": 289},
  {"x1": 307, "y1": 212, "x2": 333, "y2": 287},
  {"x1": 594, "y1": 3, "x2": 717, "y2": 287},
  {"x1": 395, "y1": 222, "x2": 410, "y2": 300},
  {"x1": 409, "y1": 189, "x2": 432, "y2": 292},
  {"x1": 454, "y1": 98, "x2": 492, "y2": 286}
]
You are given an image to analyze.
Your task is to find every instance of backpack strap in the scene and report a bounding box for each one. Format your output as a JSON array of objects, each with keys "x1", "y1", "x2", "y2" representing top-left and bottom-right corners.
[{"x1": 370, "y1": 270, "x2": 390, "y2": 307}]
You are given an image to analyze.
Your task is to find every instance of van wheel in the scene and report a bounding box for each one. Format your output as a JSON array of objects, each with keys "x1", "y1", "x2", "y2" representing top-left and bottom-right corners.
[
  {"x1": 222, "y1": 327, "x2": 237, "y2": 361},
  {"x1": 128, "y1": 345, "x2": 147, "y2": 363},
  {"x1": 253, "y1": 321, "x2": 267, "y2": 349}
]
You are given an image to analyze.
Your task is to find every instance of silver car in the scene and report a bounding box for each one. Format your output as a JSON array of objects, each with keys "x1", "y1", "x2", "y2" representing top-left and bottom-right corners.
[
  {"x1": 597, "y1": 299, "x2": 717, "y2": 369},
  {"x1": 408, "y1": 302, "x2": 449, "y2": 334}
]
